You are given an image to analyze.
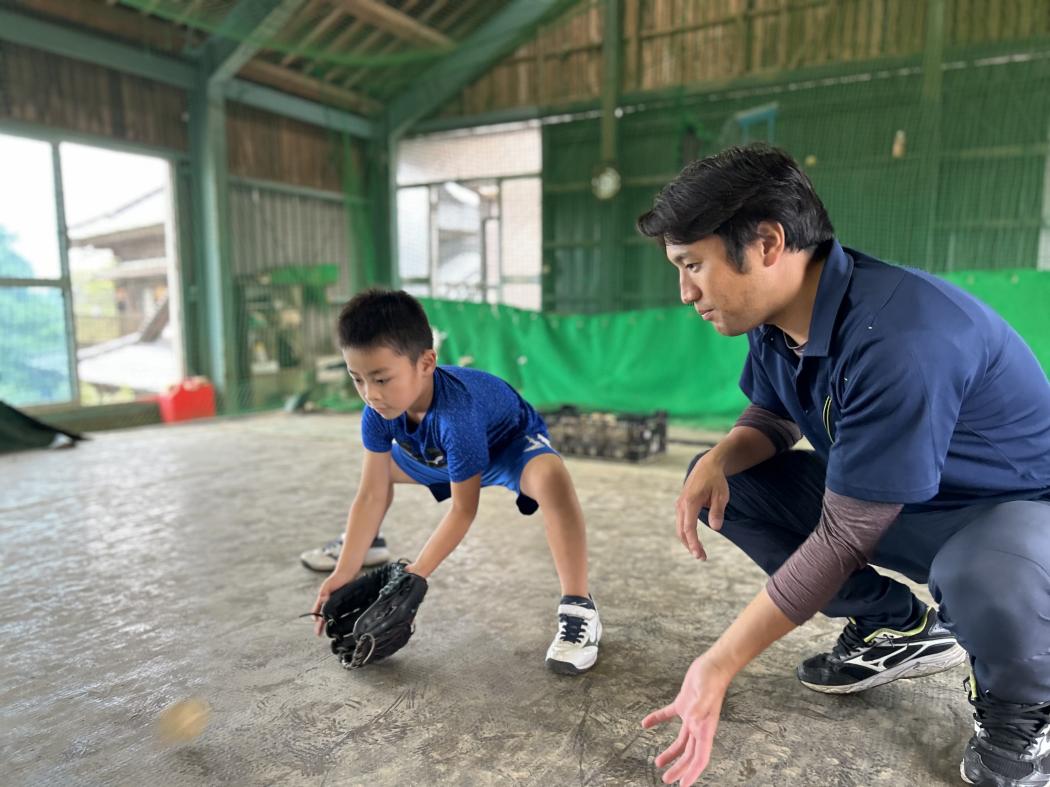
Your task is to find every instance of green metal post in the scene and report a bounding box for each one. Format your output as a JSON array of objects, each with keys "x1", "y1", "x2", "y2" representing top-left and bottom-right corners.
[
  {"x1": 921, "y1": 0, "x2": 945, "y2": 267},
  {"x1": 51, "y1": 143, "x2": 80, "y2": 405},
  {"x1": 188, "y1": 68, "x2": 239, "y2": 411},
  {"x1": 600, "y1": 0, "x2": 623, "y2": 310},
  {"x1": 601, "y1": 0, "x2": 622, "y2": 165}
]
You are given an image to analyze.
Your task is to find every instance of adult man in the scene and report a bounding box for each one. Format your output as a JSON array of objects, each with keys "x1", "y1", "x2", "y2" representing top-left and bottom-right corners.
[{"x1": 637, "y1": 144, "x2": 1050, "y2": 787}]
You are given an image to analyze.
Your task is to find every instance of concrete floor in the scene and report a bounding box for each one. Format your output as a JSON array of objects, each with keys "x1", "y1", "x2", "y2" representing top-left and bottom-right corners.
[{"x1": 2, "y1": 413, "x2": 974, "y2": 787}]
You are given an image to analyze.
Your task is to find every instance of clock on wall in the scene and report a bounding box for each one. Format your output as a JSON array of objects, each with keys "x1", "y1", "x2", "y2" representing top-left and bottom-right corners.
[{"x1": 591, "y1": 164, "x2": 621, "y2": 200}]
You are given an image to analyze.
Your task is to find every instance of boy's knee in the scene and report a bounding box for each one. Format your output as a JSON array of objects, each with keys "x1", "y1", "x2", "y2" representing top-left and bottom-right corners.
[{"x1": 522, "y1": 453, "x2": 569, "y2": 495}]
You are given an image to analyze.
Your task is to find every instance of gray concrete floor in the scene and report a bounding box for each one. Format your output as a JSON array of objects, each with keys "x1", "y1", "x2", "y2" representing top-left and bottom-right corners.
[{"x1": 2, "y1": 413, "x2": 973, "y2": 786}]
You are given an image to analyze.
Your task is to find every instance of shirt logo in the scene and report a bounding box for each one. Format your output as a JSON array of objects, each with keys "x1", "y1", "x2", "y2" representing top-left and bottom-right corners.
[
  {"x1": 524, "y1": 433, "x2": 552, "y2": 452},
  {"x1": 395, "y1": 439, "x2": 447, "y2": 468},
  {"x1": 822, "y1": 395, "x2": 836, "y2": 442}
]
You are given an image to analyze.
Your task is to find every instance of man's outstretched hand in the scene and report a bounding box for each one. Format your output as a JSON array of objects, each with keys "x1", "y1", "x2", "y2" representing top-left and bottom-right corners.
[{"x1": 642, "y1": 656, "x2": 732, "y2": 786}]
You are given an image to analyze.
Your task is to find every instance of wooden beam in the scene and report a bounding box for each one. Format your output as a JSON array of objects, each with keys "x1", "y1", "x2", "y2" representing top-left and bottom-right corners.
[
  {"x1": 331, "y1": 0, "x2": 434, "y2": 87},
  {"x1": 313, "y1": 18, "x2": 370, "y2": 79},
  {"x1": 333, "y1": 0, "x2": 452, "y2": 47},
  {"x1": 385, "y1": 0, "x2": 579, "y2": 137},
  {"x1": 16, "y1": 0, "x2": 188, "y2": 52},
  {"x1": 281, "y1": 5, "x2": 346, "y2": 66},
  {"x1": 0, "y1": 4, "x2": 194, "y2": 86},
  {"x1": 240, "y1": 58, "x2": 382, "y2": 113},
  {"x1": 203, "y1": 0, "x2": 308, "y2": 83}
]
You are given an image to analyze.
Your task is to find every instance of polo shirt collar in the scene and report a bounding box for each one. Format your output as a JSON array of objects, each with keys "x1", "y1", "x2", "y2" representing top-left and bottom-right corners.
[{"x1": 758, "y1": 239, "x2": 853, "y2": 358}]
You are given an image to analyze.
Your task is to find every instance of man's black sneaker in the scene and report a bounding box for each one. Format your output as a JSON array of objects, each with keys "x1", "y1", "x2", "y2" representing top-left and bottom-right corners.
[
  {"x1": 797, "y1": 607, "x2": 967, "y2": 694},
  {"x1": 961, "y1": 675, "x2": 1050, "y2": 787}
]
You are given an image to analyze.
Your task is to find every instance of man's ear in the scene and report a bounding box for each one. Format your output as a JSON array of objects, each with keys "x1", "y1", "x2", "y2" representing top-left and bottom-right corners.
[
  {"x1": 419, "y1": 348, "x2": 437, "y2": 373},
  {"x1": 755, "y1": 220, "x2": 786, "y2": 267}
]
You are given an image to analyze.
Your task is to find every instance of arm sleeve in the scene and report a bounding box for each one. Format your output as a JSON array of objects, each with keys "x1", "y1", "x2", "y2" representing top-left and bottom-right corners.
[
  {"x1": 360, "y1": 407, "x2": 392, "y2": 453},
  {"x1": 825, "y1": 335, "x2": 974, "y2": 503},
  {"x1": 735, "y1": 404, "x2": 802, "y2": 454},
  {"x1": 766, "y1": 490, "x2": 903, "y2": 625}
]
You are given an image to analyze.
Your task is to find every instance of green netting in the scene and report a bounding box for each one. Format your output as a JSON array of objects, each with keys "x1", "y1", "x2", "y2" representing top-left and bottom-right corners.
[
  {"x1": 418, "y1": 267, "x2": 1050, "y2": 428},
  {"x1": 4, "y1": 1, "x2": 1050, "y2": 430}
]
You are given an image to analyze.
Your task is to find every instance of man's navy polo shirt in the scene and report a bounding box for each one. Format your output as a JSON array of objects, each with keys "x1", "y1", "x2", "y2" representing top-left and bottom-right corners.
[{"x1": 740, "y1": 240, "x2": 1050, "y2": 509}]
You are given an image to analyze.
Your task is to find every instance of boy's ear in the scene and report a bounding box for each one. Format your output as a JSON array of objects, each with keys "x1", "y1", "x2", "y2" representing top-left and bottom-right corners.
[{"x1": 419, "y1": 348, "x2": 437, "y2": 373}]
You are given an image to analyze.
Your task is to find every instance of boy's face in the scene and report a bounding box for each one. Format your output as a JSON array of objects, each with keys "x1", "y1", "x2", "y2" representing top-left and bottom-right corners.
[{"x1": 343, "y1": 344, "x2": 436, "y2": 419}]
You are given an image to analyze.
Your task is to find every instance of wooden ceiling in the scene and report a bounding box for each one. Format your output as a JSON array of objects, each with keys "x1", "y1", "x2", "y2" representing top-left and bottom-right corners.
[{"x1": 7, "y1": 0, "x2": 519, "y2": 115}]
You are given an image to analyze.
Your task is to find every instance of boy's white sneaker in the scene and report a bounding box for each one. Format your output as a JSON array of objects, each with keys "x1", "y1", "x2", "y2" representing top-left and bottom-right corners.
[
  {"x1": 299, "y1": 534, "x2": 390, "y2": 572},
  {"x1": 545, "y1": 599, "x2": 602, "y2": 675}
]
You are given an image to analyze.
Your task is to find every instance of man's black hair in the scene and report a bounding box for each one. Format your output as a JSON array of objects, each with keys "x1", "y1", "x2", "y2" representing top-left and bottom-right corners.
[
  {"x1": 637, "y1": 143, "x2": 835, "y2": 270},
  {"x1": 336, "y1": 288, "x2": 433, "y2": 360}
]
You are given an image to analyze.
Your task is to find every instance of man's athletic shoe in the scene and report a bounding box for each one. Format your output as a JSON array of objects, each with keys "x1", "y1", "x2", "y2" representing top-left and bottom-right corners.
[
  {"x1": 961, "y1": 674, "x2": 1050, "y2": 787},
  {"x1": 797, "y1": 607, "x2": 967, "y2": 694},
  {"x1": 299, "y1": 534, "x2": 391, "y2": 572},
  {"x1": 545, "y1": 596, "x2": 602, "y2": 675}
]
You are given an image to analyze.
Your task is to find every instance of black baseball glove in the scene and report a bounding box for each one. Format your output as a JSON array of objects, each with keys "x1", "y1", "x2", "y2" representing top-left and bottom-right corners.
[{"x1": 321, "y1": 560, "x2": 428, "y2": 669}]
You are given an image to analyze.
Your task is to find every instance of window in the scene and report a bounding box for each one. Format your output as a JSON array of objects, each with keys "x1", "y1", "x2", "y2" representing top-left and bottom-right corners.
[{"x1": 396, "y1": 125, "x2": 542, "y2": 311}]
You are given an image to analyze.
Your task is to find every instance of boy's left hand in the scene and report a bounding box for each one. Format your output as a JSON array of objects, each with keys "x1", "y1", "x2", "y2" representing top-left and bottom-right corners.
[
  {"x1": 311, "y1": 571, "x2": 354, "y2": 636},
  {"x1": 642, "y1": 655, "x2": 731, "y2": 786}
]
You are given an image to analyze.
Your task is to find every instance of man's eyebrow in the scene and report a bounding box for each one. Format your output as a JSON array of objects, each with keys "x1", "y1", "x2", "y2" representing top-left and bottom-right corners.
[{"x1": 347, "y1": 367, "x2": 391, "y2": 376}]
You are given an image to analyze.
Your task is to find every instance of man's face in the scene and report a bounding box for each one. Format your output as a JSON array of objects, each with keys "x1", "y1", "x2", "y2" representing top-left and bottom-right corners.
[
  {"x1": 666, "y1": 234, "x2": 775, "y2": 336},
  {"x1": 343, "y1": 345, "x2": 434, "y2": 419}
]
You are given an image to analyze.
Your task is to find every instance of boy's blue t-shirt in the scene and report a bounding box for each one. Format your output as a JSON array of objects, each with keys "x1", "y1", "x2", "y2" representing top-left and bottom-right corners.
[{"x1": 360, "y1": 366, "x2": 542, "y2": 483}]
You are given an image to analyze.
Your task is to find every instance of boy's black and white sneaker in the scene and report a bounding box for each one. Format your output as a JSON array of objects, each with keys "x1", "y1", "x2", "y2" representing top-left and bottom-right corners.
[
  {"x1": 797, "y1": 607, "x2": 967, "y2": 694},
  {"x1": 961, "y1": 675, "x2": 1050, "y2": 787},
  {"x1": 545, "y1": 596, "x2": 602, "y2": 675},
  {"x1": 299, "y1": 534, "x2": 391, "y2": 572}
]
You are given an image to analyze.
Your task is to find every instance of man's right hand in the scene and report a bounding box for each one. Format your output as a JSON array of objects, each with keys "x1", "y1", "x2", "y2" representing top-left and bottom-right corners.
[
  {"x1": 675, "y1": 454, "x2": 730, "y2": 560},
  {"x1": 311, "y1": 571, "x2": 355, "y2": 637}
]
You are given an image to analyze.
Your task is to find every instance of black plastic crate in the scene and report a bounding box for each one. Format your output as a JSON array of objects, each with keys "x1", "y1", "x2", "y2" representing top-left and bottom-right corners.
[{"x1": 540, "y1": 407, "x2": 668, "y2": 462}]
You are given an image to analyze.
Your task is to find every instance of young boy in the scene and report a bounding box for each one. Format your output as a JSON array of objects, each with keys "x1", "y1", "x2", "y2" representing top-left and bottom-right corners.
[{"x1": 308, "y1": 289, "x2": 602, "y2": 674}]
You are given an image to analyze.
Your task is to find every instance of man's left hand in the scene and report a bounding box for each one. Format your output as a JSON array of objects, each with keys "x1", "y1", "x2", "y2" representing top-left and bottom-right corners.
[{"x1": 642, "y1": 655, "x2": 731, "y2": 786}]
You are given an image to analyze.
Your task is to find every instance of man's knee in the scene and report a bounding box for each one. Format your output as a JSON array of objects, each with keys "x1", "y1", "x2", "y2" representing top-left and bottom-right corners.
[
  {"x1": 685, "y1": 450, "x2": 710, "y2": 483},
  {"x1": 930, "y1": 505, "x2": 1050, "y2": 654}
]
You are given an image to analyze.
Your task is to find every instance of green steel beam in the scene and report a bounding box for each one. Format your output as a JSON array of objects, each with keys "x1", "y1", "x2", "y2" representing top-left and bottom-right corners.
[
  {"x1": 0, "y1": 7, "x2": 195, "y2": 88},
  {"x1": 384, "y1": 0, "x2": 580, "y2": 138},
  {"x1": 223, "y1": 79, "x2": 378, "y2": 138},
  {"x1": 921, "y1": 0, "x2": 946, "y2": 265},
  {"x1": 188, "y1": 66, "x2": 241, "y2": 411},
  {"x1": 201, "y1": 0, "x2": 307, "y2": 84},
  {"x1": 0, "y1": 7, "x2": 375, "y2": 136},
  {"x1": 600, "y1": 0, "x2": 622, "y2": 163},
  {"x1": 412, "y1": 37, "x2": 1050, "y2": 136}
]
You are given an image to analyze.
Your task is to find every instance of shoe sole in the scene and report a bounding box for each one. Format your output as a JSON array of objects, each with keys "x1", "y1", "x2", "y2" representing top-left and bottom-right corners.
[
  {"x1": 545, "y1": 620, "x2": 601, "y2": 675},
  {"x1": 960, "y1": 760, "x2": 980, "y2": 786},
  {"x1": 960, "y1": 758, "x2": 1050, "y2": 787},
  {"x1": 800, "y1": 642, "x2": 968, "y2": 695},
  {"x1": 299, "y1": 547, "x2": 390, "y2": 572},
  {"x1": 300, "y1": 557, "x2": 336, "y2": 572}
]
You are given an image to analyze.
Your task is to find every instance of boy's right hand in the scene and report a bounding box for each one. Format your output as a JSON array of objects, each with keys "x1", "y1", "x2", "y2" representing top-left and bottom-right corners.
[
  {"x1": 311, "y1": 571, "x2": 355, "y2": 637},
  {"x1": 675, "y1": 454, "x2": 730, "y2": 561}
]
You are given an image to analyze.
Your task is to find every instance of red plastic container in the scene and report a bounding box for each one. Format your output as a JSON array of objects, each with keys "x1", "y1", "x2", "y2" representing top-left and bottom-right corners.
[{"x1": 157, "y1": 377, "x2": 217, "y2": 423}]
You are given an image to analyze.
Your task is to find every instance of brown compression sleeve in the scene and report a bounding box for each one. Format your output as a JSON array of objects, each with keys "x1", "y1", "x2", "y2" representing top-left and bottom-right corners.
[
  {"x1": 735, "y1": 404, "x2": 802, "y2": 454},
  {"x1": 766, "y1": 489, "x2": 903, "y2": 625}
]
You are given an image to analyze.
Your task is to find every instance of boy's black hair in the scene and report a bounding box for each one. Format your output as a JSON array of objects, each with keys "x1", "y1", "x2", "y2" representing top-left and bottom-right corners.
[
  {"x1": 336, "y1": 288, "x2": 433, "y2": 360},
  {"x1": 636, "y1": 143, "x2": 835, "y2": 270}
]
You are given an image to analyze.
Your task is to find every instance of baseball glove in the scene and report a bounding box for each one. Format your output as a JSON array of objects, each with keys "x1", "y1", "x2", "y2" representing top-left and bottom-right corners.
[{"x1": 322, "y1": 560, "x2": 428, "y2": 669}]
